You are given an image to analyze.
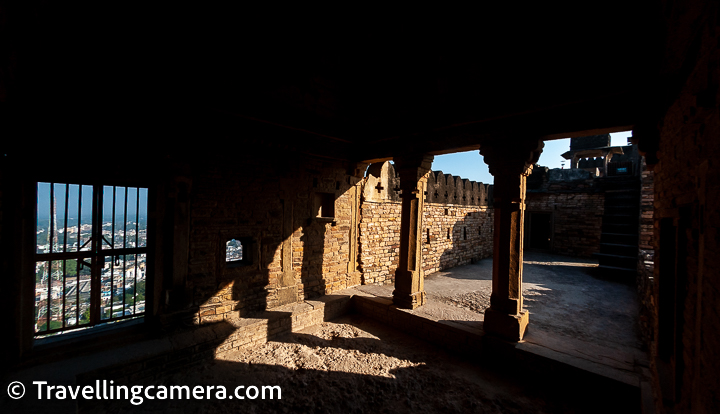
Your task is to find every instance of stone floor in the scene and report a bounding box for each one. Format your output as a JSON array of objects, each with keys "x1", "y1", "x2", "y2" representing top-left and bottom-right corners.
[
  {"x1": 3, "y1": 252, "x2": 649, "y2": 413},
  {"x1": 82, "y1": 314, "x2": 641, "y2": 413},
  {"x1": 354, "y1": 251, "x2": 649, "y2": 389}
]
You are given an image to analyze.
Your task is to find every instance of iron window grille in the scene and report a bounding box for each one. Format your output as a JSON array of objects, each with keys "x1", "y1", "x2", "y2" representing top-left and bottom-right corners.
[{"x1": 34, "y1": 182, "x2": 148, "y2": 337}]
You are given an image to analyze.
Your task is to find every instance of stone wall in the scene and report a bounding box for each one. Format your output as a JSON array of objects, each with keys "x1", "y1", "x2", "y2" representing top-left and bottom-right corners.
[
  {"x1": 637, "y1": 156, "x2": 655, "y2": 347},
  {"x1": 646, "y1": 5, "x2": 720, "y2": 412},
  {"x1": 526, "y1": 169, "x2": 604, "y2": 257},
  {"x1": 359, "y1": 162, "x2": 494, "y2": 285},
  {"x1": 358, "y1": 201, "x2": 401, "y2": 285},
  {"x1": 189, "y1": 158, "x2": 495, "y2": 325},
  {"x1": 422, "y1": 204, "x2": 494, "y2": 274},
  {"x1": 186, "y1": 152, "x2": 364, "y2": 325}
]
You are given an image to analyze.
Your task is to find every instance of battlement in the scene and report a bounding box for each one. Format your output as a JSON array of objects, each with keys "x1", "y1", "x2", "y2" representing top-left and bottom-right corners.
[{"x1": 363, "y1": 161, "x2": 493, "y2": 206}]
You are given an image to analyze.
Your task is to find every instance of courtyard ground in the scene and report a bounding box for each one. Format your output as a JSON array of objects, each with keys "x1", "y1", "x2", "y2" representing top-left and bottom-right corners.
[{"x1": 90, "y1": 252, "x2": 647, "y2": 413}]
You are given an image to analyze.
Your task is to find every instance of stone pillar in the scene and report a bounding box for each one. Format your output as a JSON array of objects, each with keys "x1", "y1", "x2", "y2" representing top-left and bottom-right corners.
[
  {"x1": 480, "y1": 138, "x2": 543, "y2": 341},
  {"x1": 571, "y1": 154, "x2": 580, "y2": 169},
  {"x1": 392, "y1": 154, "x2": 434, "y2": 309}
]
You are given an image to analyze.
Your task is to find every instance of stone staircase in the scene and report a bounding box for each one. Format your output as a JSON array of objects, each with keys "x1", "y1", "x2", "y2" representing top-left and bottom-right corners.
[{"x1": 594, "y1": 177, "x2": 641, "y2": 277}]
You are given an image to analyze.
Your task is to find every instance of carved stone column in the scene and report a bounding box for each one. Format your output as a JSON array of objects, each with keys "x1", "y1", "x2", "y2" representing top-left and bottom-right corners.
[
  {"x1": 480, "y1": 138, "x2": 543, "y2": 341},
  {"x1": 392, "y1": 154, "x2": 434, "y2": 309}
]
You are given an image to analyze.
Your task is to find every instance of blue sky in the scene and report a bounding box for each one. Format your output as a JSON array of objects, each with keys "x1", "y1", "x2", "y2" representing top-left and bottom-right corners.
[
  {"x1": 37, "y1": 184, "x2": 148, "y2": 222},
  {"x1": 430, "y1": 131, "x2": 633, "y2": 184}
]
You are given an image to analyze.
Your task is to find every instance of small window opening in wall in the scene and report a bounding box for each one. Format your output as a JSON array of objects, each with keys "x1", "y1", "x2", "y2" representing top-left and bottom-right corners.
[
  {"x1": 426, "y1": 228, "x2": 431, "y2": 244},
  {"x1": 463, "y1": 227, "x2": 467, "y2": 240},
  {"x1": 447, "y1": 228, "x2": 451, "y2": 239},
  {"x1": 226, "y1": 237, "x2": 252, "y2": 267},
  {"x1": 226, "y1": 239, "x2": 244, "y2": 262},
  {"x1": 444, "y1": 208, "x2": 449, "y2": 215},
  {"x1": 478, "y1": 226, "x2": 482, "y2": 236},
  {"x1": 314, "y1": 193, "x2": 335, "y2": 218}
]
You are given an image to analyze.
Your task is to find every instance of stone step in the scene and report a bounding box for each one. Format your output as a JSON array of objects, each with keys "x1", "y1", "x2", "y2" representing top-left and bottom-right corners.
[
  {"x1": 605, "y1": 192, "x2": 640, "y2": 199},
  {"x1": 603, "y1": 223, "x2": 638, "y2": 232},
  {"x1": 604, "y1": 204, "x2": 639, "y2": 211},
  {"x1": 604, "y1": 213, "x2": 639, "y2": 219}
]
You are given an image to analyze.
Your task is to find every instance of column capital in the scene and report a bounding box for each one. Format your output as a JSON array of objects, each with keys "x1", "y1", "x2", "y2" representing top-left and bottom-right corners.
[
  {"x1": 393, "y1": 154, "x2": 434, "y2": 184},
  {"x1": 480, "y1": 138, "x2": 544, "y2": 178}
]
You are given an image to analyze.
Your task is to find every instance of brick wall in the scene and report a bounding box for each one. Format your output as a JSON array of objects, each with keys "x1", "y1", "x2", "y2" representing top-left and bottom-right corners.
[
  {"x1": 359, "y1": 161, "x2": 494, "y2": 284},
  {"x1": 646, "y1": 3, "x2": 720, "y2": 412},
  {"x1": 423, "y1": 204, "x2": 494, "y2": 274},
  {"x1": 526, "y1": 170, "x2": 605, "y2": 258},
  {"x1": 639, "y1": 159, "x2": 654, "y2": 252},
  {"x1": 186, "y1": 153, "x2": 362, "y2": 324},
  {"x1": 637, "y1": 157, "x2": 655, "y2": 347},
  {"x1": 358, "y1": 200, "x2": 401, "y2": 285}
]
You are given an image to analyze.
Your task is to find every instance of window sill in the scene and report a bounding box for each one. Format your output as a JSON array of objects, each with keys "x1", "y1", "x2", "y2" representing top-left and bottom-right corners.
[{"x1": 25, "y1": 318, "x2": 148, "y2": 367}]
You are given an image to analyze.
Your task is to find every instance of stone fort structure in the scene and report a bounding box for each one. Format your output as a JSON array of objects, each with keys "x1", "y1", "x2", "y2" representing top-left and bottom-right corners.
[{"x1": 1, "y1": 2, "x2": 719, "y2": 413}]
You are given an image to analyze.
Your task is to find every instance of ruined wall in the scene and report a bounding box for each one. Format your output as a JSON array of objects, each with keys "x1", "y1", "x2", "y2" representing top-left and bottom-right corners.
[
  {"x1": 359, "y1": 162, "x2": 494, "y2": 285},
  {"x1": 637, "y1": 157, "x2": 655, "y2": 347},
  {"x1": 186, "y1": 152, "x2": 363, "y2": 325},
  {"x1": 647, "y1": 4, "x2": 720, "y2": 412},
  {"x1": 526, "y1": 169, "x2": 605, "y2": 257}
]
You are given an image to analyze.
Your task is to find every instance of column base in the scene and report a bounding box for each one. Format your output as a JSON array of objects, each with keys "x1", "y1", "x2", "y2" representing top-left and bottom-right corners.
[
  {"x1": 483, "y1": 307, "x2": 529, "y2": 341},
  {"x1": 392, "y1": 290, "x2": 426, "y2": 309}
]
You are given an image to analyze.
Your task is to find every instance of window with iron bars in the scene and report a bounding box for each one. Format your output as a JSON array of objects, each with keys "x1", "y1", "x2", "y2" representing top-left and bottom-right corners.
[{"x1": 34, "y1": 182, "x2": 149, "y2": 337}]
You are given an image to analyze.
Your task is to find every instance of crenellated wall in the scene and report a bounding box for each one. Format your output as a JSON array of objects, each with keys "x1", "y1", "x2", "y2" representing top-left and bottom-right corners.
[{"x1": 359, "y1": 162, "x2": 494, "y2": 285}]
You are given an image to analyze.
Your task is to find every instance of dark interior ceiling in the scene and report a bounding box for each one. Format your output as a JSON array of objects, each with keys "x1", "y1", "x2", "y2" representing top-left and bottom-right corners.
[{"x1": 3, "y1": 3, "x2": 666, "y2": 162}]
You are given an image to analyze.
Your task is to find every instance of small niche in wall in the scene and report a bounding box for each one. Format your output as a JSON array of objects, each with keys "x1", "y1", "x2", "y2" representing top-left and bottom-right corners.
[
  {"x1": 314, "y1": 192, "x2": 336, "y2": 220},
  {"x1": 226, "y1": 237, "x2": 253, "y2": 267}
]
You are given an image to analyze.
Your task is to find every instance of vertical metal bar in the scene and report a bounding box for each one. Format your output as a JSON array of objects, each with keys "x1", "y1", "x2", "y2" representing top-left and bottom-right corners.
[
  {"x1": 135, "y1": 188, "x2": 140, "y2": 314},
  {"x1": 76, "y1": 186, "x2": 82, "y2": 324},
  {"x1": 121, "y1": 254, "x2": 126, "y2": 318},
  {"x1": 109, "y1": 252, "x2": 114, "y2": 319},
  {"x1": 49, "y1": 183, "x2": 54, "y2": 254},
  {"x1": 36, "y1": 183, "x2": 38, "y2": 253},
  {"x1": 47, "y1": 182, "x2": 54, "y2": 331},
  {"x1": 62, "y1": 259, "x2": 66, "y2": 328},
  {"x1": 124, "y1": 187, "x2": 128, "y2": 249},
  {"x1": 64, "y1": 184, "x2": 69, "y2": 253},
  {"x1": 78, "y1": 186, "x2": 83, "y2": 250},
  {"x1": 109, "y1": 186, "x2": 116, "y2": 319},
  {"x1": 90, "y1": 184, "x2": 101, "y2": 325},
  {"x1": 46, "y1": 260, "x2": 51, "y2": 331},
  {"x1": 121, "y1": 187, "x2": 128, "y2": 317},
  {"x1": 34, "y1": 184, "x2": 39, "y2": 330},
  {"x1": 112, "y1": 186, "x2": 116, "y2": 249},
  {"x1": 134, "y1": 256, "x2": 139, "y2": 314},
  {"x1": 136, "y1": 188, "x2": 140, "y2": 249}
]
